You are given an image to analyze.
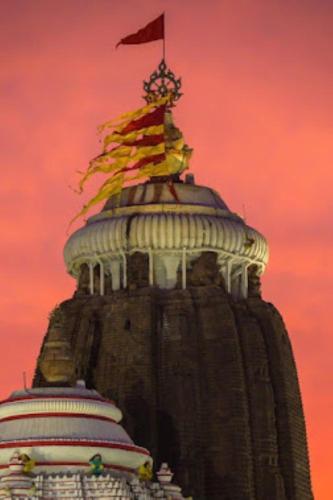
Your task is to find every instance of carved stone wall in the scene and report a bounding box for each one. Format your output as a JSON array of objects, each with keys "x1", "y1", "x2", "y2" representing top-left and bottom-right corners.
[{"x1": 34, "y1": 283, "x2": 313, "y2": 500}]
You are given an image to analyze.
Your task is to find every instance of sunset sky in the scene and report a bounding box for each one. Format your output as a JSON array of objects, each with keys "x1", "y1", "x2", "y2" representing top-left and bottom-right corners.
[{"x1": 0, "y1": 0, "x2": 332, "y2": 497}]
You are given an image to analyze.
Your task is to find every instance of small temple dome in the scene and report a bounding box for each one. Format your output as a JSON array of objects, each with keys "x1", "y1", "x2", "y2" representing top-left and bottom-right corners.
[
  {"x1": 0, "y1": 384, "x2": 150, "y2": 475},
  {"x1": 64, "y1": 181, "x2": 268, "y2": 298}
]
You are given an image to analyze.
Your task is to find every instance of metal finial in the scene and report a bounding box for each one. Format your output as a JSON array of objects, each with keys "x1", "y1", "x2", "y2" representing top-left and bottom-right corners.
[{"x1": 143, "y1": 59, "x2": 182, "y2": 104}]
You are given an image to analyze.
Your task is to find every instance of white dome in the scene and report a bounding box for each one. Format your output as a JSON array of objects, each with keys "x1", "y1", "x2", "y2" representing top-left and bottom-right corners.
[
  {"x1": 65, "y1": 213, "x2": 267, "y2": 270},
  {"x1": 0, "y1": 386, "x2": 150, "y2": 475},
  {"x1": 64, "y1": 181, "x2": 269, "y2": 297}
]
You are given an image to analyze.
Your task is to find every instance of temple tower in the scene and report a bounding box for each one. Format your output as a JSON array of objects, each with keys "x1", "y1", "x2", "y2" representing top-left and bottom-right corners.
[
  {"x1": 33, "y1": 60, "x2": 313, "y2": 499},
  {"x1": 33, "y1": 180, "x2": 312, "y2": 500}
]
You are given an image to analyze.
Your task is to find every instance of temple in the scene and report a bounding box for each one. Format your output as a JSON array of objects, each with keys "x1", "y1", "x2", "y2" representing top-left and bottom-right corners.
[
  {"x1": 0, "y1": 56, "x2": 313, "y2": 499},
  {"x1": 0, "y1": 382, "x2": 185, "y2": 498}
]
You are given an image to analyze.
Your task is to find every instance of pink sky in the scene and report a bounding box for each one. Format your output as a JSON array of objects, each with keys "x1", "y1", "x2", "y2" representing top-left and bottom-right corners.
[{"x1": 0, "y1": 1, "x2": 332, "y2": 497}]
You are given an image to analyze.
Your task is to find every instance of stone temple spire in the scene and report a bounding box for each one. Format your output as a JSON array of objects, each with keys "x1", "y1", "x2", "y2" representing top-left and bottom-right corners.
[
  {"x1": 32, "y1": 65, "x2": 313, "y2": 499},
  {"x1": 33, "y1": 168, "x2": 314, "y2": 499}
]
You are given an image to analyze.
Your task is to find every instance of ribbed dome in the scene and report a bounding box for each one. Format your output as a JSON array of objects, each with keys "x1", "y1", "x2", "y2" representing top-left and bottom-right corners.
[
  {"x1": 0, "y1": 384, "x2": 150, "y2": 475},
  {"x1": 64, "y1": 181, "x2": 269, "y2": 297}
]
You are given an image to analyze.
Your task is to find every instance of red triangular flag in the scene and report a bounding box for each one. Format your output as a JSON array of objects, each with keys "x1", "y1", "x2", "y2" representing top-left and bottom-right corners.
[{"x1": 116, "y1": 14, "x2": 164, "y2": 47}]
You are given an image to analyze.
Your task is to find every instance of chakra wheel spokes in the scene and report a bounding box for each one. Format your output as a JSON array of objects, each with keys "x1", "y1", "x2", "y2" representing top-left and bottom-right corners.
[{"x1": 143, "y1": 59, "x2": 182, "y2": 105}]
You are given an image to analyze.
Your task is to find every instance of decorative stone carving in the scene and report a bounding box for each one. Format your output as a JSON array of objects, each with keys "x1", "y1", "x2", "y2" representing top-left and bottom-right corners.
[
  {"x1": 0, "y1": 451, "x2": 36, "y2": 499},
  {"x1": 39, "y1": 308, "x2": 74, "y2": 384},
  {"x1": 186, "y1": 252, "x2": 222, "y2": 287}
]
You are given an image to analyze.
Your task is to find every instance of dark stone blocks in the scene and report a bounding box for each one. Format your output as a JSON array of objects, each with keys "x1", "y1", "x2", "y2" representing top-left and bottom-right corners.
[{"x1": 34, "y1": 286, "x2": 313, "y2": 500}]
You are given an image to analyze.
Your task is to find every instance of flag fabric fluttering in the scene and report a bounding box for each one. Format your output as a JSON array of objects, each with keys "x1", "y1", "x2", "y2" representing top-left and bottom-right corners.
[
  {"x1": 70, "y1": 95, "x2": 185, "y2": 225},
  {"x1": 68, "y1": 14, "x2": 193, "y2": 227},
  {"x1": 116, "y1": 14, "x2": 164, "y2": 48},
  {"x1": 76, "y1": 97, "x2": 168, "y2": 195},
  {"x1": 71, "y1": 97, "x2": 159, "y2": 223}
]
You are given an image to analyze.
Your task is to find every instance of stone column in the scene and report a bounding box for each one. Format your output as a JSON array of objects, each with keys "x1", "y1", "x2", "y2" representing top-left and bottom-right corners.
[
  {"x1": 88, "y1": 262, "x2": 94, "y2": 295},
  {"x1": 240, "y1": 262, "x2": 249, "y2": 299},
  {"x1": 99, "y1": 261, "x2": 105, "y2": 296},
  {"x1": 182, "y1": 247, "x2": 187, "y2": 289},
  {"x1": 149, "y1": 248, "x2": 154, "y2": 286},
  {"x1": 120, "y1": 251, "x2": 127, "y2": 288},
  {"x1": 110, "y1": 260, "x2": 121, "y2": 291}
]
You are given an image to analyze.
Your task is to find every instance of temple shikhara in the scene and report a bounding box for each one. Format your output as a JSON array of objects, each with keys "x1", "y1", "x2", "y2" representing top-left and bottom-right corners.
[{"x1": 0, "y1": 15, "x2": 313, "y2": 500}]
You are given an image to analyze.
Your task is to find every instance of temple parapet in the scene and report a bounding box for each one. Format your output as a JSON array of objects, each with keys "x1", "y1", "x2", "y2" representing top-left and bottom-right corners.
[{"x1": 0, "y1": 455, "x2": 186, "y2": 499}]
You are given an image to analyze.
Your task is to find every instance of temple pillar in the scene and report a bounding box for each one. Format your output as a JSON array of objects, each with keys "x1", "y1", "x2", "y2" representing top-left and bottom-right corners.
[
  {"x1": 182, "y1": 247, "x2": 187, "y2": 289},
  {"x1": 99, "y1": 261, "x2": 105, "y2": 296},
  {"x1": 88, "y1": 262, "x2": 94, "y2": 295},
  {"x1": 110, "y1": 260, "x2": 121, "y2": 291}
]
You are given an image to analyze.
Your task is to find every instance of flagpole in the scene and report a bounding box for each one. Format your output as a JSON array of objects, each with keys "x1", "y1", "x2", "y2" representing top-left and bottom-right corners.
[{"x1": 163, "y1": 12, "x2": 166, "y2": 61}]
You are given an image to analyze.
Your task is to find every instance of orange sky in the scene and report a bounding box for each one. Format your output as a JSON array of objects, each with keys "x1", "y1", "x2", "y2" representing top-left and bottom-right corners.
[{"x1": 0, "y1": 1, "x2": 332, "y2": 497}]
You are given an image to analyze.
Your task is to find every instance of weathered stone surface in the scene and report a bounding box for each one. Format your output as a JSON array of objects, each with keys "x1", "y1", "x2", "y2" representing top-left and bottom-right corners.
[{"x1": 34, "y1": 281, "x2": 313, "y2": 500}]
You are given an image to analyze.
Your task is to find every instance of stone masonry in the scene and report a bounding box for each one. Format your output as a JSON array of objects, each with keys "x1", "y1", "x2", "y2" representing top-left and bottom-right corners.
[{"x1": 34, "y1": 256, "x2": 313, "y2": 500}]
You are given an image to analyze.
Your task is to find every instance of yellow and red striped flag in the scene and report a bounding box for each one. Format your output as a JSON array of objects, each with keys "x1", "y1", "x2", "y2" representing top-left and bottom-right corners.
[{"x1": 71, "y1": 93, "x2": 190, "y2": 225}]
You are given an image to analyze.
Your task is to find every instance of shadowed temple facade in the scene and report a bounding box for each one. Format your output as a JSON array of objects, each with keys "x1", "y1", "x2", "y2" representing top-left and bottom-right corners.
[
  {"x1": 1, "y1": 48, "x2": 313, "y2": 498},
  {"x1": 33, "y1": 176, "x2": 313, "y2": 499}
]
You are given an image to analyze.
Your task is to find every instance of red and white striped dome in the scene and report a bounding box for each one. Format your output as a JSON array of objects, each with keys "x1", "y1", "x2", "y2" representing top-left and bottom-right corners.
[{"x1": 0, "y1": 383, "x2": 151, "y2": 475}]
